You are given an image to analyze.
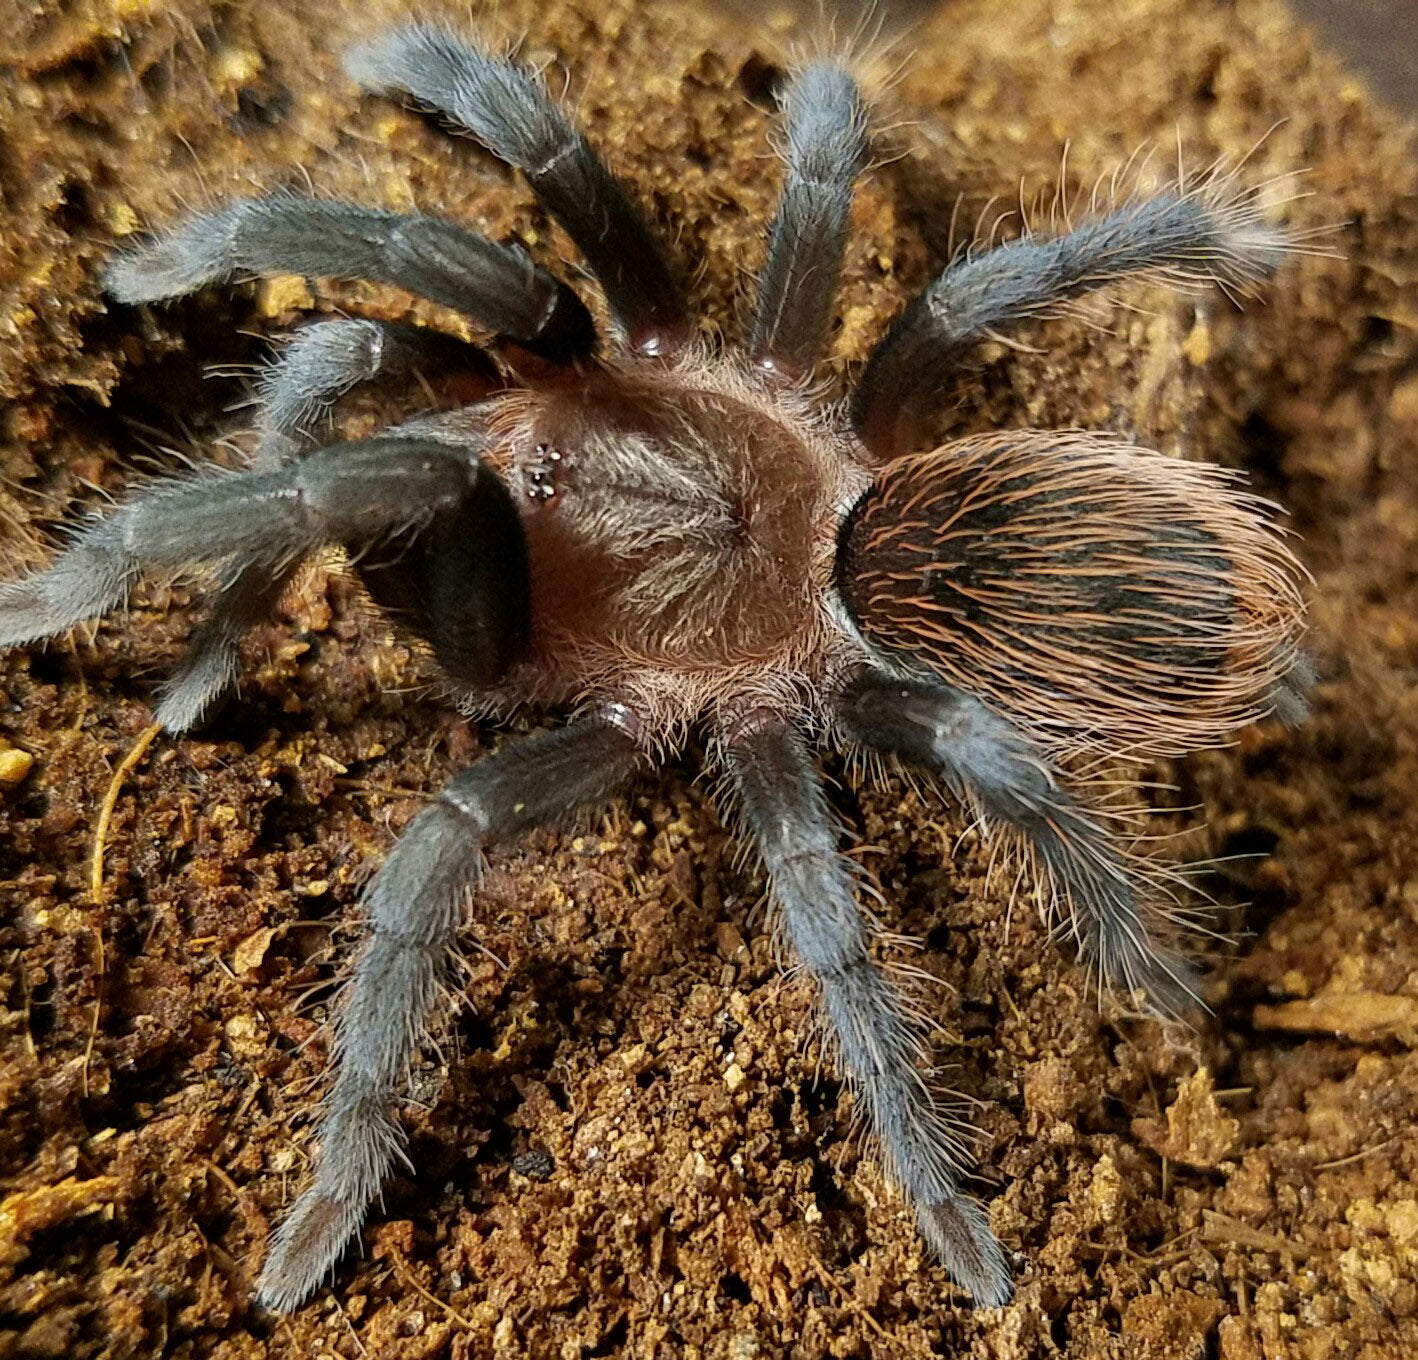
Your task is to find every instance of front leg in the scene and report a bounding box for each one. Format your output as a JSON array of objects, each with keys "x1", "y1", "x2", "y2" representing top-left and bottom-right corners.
[
  {"x1": 159, "y1": 322, "x2": 485, "y2": 733},
  {"x1": 105, "y1": 195, "x2": 595, "y2": 361},
  {"x1": 0, "y1": 434, "x2": 496, "y2": 648},
  {"x1": 0, "y1": 429, "x2": 529, "y2": 722}
]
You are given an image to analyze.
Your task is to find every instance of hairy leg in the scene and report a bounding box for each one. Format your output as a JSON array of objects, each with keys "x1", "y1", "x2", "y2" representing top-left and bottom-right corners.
[
  {"x1": 853, "y1": 174, "x2": 1290, "y2": 457},
  {"x1": 836, "y1": 669, "x2": 1200, "y2": 1017},
  {"x1": 1268, "y1": 652, "x2": 1317, "y2": 728},
  {"x1": 151, "y1": 569, "x2": 292, "y2": 734},
  {"x1": 721, "y1": 713, "x2": 1011, "y2": 1307},
  {"x1": 153, "y1": 321, "x2": 487, "y2": 732},
  {"x1": 254, "y1": 318, "x2": 484, "y2": 470},
  {"x1": 749, "y1": 61, "x2": 868, "y2": 381},
  {"x1": 0, "y1": 434, "x2": 501, "y2": 649},
  {"x1": 256, "y1": 707, "x2": 646, "y2": 1312},
  {"x1": 346, "y1": 24, "x2": 688, "y2": 356},
  {"x1": 105, "y1": 194, "x2": 595, "y2": 361}
]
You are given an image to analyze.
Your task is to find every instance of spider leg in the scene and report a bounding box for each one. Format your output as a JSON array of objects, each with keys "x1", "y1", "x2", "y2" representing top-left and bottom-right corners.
[
  {"x1": 853, "y1": 179, "x2": 1290, "y2": 458},
  {"x1": 345, "y1": 25, "x2": 688, "y2": 356},
  {"x1": 0, "y1": 432, "x2": 512, "y2": 655},
  {"x1": 255, "y1": 707, "x2": 646, "y2": 1313},
  {"x1": 152, "y1": 321, "x2": 487, "y2": 733},
  {"x1": 721, "y1": 713, "x2": 1012, "y2": 1308},
  {"x1": 1268, "y1": 651, "x2": 1317, "y2": 728},
  {"x1": 254, "y1": 318, "x2": 485, "y2": 470},
  {"x1": 151, "y1": 568, "x2": 292, "y2": 734},
  {"x1": 835, "y1": 670, "x2": 1201, "y2": 1018},
  {"x1": 749, "y1": 61, "x2": 868, "y2": 381},
  {"x1": 105, "y1": 194, "x2": 595, "y2": 361}
]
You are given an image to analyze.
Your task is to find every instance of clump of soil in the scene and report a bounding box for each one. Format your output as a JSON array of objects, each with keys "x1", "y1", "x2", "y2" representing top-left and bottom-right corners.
[{"x1": 2, "y1": 1, "x2": 1416, "y2": 1356}]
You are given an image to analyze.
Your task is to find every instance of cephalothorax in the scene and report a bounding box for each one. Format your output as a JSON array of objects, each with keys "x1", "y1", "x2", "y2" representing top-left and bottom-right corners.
[{"x1": 0, "y1": 23, "x2": 1308, "y2": 1313}]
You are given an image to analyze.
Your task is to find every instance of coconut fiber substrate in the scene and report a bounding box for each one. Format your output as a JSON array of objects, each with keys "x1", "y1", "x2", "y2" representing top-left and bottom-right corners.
[{"x1": 1, "y1": 0, "x2": 1416, "y2": 1356}]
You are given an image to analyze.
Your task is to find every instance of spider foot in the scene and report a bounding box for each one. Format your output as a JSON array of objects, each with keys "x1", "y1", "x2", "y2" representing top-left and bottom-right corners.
[{"x1": 916, "y1": 1197, "x2": 1013, "y2": 1309}]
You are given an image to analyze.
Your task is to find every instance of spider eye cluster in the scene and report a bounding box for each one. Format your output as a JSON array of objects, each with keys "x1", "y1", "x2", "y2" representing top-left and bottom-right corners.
[
  {"x1": 524, "y1": 443, "x2": 564, "y2": 503},
  {"x1": 836, "y1": 432, "x2": 1307, "y2": 754}
]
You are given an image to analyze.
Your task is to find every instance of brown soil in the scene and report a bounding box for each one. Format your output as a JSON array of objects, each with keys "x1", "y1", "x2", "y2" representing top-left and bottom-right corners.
[{"x1": 1, "y1": 1, "x2": 1416, "y2": 1357}]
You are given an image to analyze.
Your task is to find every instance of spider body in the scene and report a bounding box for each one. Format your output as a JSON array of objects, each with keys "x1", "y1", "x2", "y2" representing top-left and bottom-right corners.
[
  {"x1": 477, "y1": 361, "x2": 865, "y2": 724},
  {"x1": 0, "y1": 21, "x2": 1311, "y2": 1316}
]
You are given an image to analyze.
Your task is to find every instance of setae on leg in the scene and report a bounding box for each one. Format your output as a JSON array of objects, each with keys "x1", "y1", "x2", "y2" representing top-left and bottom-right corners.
[
  {"x1": 720, "y1": 712, "x2": 1012, "y2": 1308},
  {"x1": 105, "y1": 194, "x2": 595, "y2": 361},
  {"x1": 345, "y1": 24, "x2": 687, "y2": 356},
  {"x1": 0, "y1": 435, "x2": 493, "y2": 648},
  {"x1": 852, "y1": 172, "x2": 1290, "y2": 457},
  {"x1": 836, "y1": 669, "x2": 1202, "y2": 1017},
  {"x1": 749, "y1": 60, "x2": 869, "y2": 381},
  {"x1": 256, "y1": 708, "x2": 646, "y2": 1311},
  {"x1": 156, "y1": 321, "x2": 485, "y2": 733},
  {"x1": 253, "y1": 317, "x2": 485, "y2": 470},
  {"x1": 154, "y1": 568, "x2": 293, "y2": 735}
]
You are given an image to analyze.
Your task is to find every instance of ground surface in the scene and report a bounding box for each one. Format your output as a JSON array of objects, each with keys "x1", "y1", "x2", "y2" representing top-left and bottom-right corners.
[{"x1": 1, "y1": 1, "x2": 1416, "y2": 1357}]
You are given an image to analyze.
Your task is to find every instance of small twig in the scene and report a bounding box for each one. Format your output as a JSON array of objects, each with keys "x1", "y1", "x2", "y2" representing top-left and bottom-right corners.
[
  {"x1": 1313, "y1": 1138, "x2": 1397, "y2": 1172},
  {"x1": 388, "y1": 1251, "x2": 478, "y2": 1332},
  {"x1": 91, "y1": 721, "x2": 163, "y2": 913},
  {"x1": 808, "y1": 1253, "x2": 896, "y2": 1343},
  {"x1": 998, "y1": 980, "x2": 1026, "y2": 1028},
  {"x1": 335, "y1": 1298, "x2": 367, "y2": 1356},
  {"x1": 1202, "y1": 1210, "x2": 1311, "y2": 1258},
  {"x1": 83, "y1": 721, "x2": 162, "y2": 1097},
  {"x1": 201, "y1": 1159, "x2": 246, "y2": 1206}
]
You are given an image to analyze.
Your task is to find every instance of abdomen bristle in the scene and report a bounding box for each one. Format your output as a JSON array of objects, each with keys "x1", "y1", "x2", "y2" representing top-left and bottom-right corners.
[{"x1": 836, "y1": 430, "x2": 1307, "y2": 755}]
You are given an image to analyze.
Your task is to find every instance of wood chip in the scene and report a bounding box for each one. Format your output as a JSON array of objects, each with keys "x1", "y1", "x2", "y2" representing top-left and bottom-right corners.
[{"x1": 1253, "y1": 994, "x2": 1418, "y2": 1044}]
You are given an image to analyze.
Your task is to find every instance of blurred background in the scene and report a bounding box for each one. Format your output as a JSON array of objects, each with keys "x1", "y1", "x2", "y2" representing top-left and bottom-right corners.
[
  {"x1": 714, "y1": 0, "x2": 1417, "y2": 117},
  {"x1": 1288, "y1": 0, "x2": 1415, "y2": 114}
]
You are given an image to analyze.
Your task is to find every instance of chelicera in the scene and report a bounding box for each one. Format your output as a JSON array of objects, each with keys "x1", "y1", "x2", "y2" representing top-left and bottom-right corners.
[{"x1": 0, "y1": 22, "x2": 1309, "y2": 1313}]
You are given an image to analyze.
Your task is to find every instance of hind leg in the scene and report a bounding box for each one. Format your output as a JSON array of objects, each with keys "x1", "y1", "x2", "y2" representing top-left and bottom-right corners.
[
  {"x1": 721, "y1": 712, "x2": 1012, "y2": 1307},
  {"x1": 836, "y1": 670, "x2": 1201, "y2": 1016}
]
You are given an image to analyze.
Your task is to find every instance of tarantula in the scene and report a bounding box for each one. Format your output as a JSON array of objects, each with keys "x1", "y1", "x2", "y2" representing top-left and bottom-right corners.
[{"x1": 0, "y1": 23, "x2": 1308, "y2": 1314}]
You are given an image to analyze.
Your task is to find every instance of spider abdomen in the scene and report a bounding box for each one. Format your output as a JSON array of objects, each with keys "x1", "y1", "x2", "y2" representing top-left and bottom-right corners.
[{"x1": 835, "y1": 431, "x2": 1307, "y2": 755}]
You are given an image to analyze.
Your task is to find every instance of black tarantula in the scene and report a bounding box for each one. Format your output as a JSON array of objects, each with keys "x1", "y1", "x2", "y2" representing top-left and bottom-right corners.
[{"x1": 0, "y1": 22, "x2": 1309, "y2": 1314}]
